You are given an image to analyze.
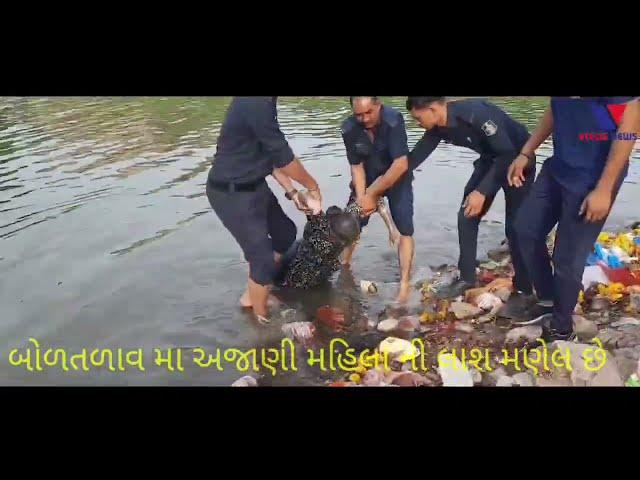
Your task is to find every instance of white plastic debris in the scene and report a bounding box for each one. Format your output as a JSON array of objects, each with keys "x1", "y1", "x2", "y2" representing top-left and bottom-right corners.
[
  {"x1": 582, "y1": 265, "x2": 610, "y2": 290},
  {"x1": 377, "y1": 318, "x2": 399, "y2": 333},
  {"x1": 281, "y1": 322, "x2": 316, "y2": 343},
  {"x1": 437, "y1": 353, "x2": 474, "y2": 387},
  {"x1": 231, "y1": 376, "x2": 258, "y2": 387},
  {"x1": 379, "y1": 337, "x2": 419, "y2": 363}
]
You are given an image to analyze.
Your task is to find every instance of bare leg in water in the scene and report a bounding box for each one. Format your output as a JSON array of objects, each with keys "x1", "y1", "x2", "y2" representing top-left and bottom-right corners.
[
  {"x1": 239, "y1": 252, "x2": 283, "y2": 313},
  {"x1": 396, "y1": 235, "x2": 415, "y2": 303},
  {"x1": 378, "y1": 198, "x2": 401, "y2": 248}
]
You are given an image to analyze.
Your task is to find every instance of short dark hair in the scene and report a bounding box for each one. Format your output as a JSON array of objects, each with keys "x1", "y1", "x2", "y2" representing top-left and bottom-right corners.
[
  {"x1": 350, "y1": 96, "x2": 379, "y2": 106},
  {"x1": 406, "y1": 97, "x2": 446, "y2": 110}
]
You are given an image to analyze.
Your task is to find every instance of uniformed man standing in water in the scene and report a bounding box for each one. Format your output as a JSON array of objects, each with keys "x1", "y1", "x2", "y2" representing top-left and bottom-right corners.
[
  {"x1": 406, "y1": 97, "x2": 537, "y2": 317},
  {"x1": 206, "y1": 96, "x2": 322, "y2": 324},
  {"x1": 509, "y1": 96, "x2": 640, "y2": 342},
  {"x1": 340, "y1": 96, "x2": 415, "y2": 302}
]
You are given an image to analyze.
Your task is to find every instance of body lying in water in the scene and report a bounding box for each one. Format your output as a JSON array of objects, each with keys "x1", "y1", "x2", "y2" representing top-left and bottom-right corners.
[
  {"x1": 276, "y1": 204, "x2": 362, "y2": 289},
  {"x1": 274, "y1": 194, "x2": 402, "y2": 290}
]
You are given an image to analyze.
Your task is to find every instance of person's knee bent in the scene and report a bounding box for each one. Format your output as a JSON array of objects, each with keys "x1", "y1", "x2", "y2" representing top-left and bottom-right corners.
[
  {"x1": 248, "y1": 254, "x2": 277, "y2": 286},
  {"x1": 394, "y1": 213, "x2": 414, "y2": 237}
]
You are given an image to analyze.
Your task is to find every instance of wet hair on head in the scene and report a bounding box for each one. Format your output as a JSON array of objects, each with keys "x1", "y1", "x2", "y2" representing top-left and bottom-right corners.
[
  {"x1": 405, "y1": 97, "x2": 446, "y2": 110},
  {"x1": 327, "y1": 207, "x2": 361, "y2": 246},
  {"x1": 350, "y1": 96, "x2": 379, "y2": 106}
]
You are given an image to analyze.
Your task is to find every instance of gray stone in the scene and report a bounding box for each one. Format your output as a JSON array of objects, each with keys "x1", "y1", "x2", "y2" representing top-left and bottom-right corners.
[
  {"x1": 506, "y1": 326, "x2": 543, "y2": 345},
  {"x1": 616, "y1": 333, "x2": 640, "y2": 348},
  {"x1": 611, "y1": 317, "x2": 640, "y2": 328},
  {"x1": 554, "y1": 341, "x2": 624, "y2": 387},
  {"x1": 450, "y1": 302, "x2": 483, "y2": 320},
  {"x1": 615, "y1": 356, "x2": 639, "y2": 381},
  {"x1": 512, "y1": 372, "x2": 535, "y2": 387},
  {"x1": 614, "y1": 347, "x2": 640, "y2": 361},
  {"x1": 597, "y1": 329, "x2": 622, "y2": 348},
  {"x1": 454, "y1": 322, "x2": 475, "y2": 333},
  {"x1": 572, "y1": 315, "x2": 599, "y2": 342},
  {"x1": 377, "y1": 318, "x2": 399, "y2": 333},
  {"x1": 231, "y1": 376, "x2": 258, "y2": 387},
  {"x1": 496, "y1": 376, "x2": 516, "y2": 387}
]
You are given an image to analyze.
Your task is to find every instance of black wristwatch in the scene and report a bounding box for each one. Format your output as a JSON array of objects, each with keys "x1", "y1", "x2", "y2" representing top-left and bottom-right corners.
[{"x1": 285, "y1": 189, "x2": 298, "y2": 201}]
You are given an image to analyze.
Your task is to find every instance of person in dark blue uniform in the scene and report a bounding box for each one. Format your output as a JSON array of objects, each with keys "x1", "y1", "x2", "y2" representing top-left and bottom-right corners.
[
  {"x1": 508, "y1": 96, "x2": 640, "y2": 341},
  {"x1": 340, "y1": 96, "x2": 414, "y2": 302},
  {"x1": 406, "y1": 97, "x2": 536, "y2": 314},
  {"x1": 206, "y1": 96, "x2": 322, "y2": 324}
]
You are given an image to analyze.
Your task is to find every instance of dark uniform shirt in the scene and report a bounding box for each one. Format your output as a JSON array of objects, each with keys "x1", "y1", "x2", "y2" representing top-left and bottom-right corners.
[
  {"x1": 341, "y1": 104, "x2": 410, "y2": 183},
  {"x1": 547, "y1": 96, "x2": 639, "y2": 194},
  {"x1": 409, "y1": 99, "x2": 531, "y2": 197},
  {"x1": 208, "y1": 96, "x2": 295, "y2": 184}
]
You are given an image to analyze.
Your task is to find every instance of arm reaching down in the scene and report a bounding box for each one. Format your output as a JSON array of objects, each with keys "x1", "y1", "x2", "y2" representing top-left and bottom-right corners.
[{"x1": 377, "y1": 198, "x2": 401, "y2": 247}]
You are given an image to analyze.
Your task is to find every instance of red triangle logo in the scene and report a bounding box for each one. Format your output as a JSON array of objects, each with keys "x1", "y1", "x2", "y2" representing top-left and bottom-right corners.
[{"x1": 607, "y1": 104, "x2": 627, "y2": 126}]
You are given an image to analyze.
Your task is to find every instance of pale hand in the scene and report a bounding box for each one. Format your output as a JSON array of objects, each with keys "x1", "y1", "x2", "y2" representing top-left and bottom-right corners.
[
  {"x1": 507, "y1": 155, "x2": 529, "y2": 188},
  {"x1": 464, "y1": 190, "x2": 486, "y2": 218},
  {"x1": 358, "y1": 193, "x2": 378, "y2": 217},
  {"x1": 294, "y1": 190, "x2": 322, "y2": 215},
  {"x1": 306, "y1": 189, "x2": 323, "y2": 214},
  {"x1": 580, "y1": 188, "x2": 612, "y2": 223}
]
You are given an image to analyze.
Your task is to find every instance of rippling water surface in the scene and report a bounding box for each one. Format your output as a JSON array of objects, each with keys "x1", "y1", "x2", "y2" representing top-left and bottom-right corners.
[{"x1": 1, "y1": 97, "x2": 638, "y2": 385}]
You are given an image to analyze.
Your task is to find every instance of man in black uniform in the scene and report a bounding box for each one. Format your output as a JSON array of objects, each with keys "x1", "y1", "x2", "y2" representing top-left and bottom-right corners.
[
  {"x1": 341, "y1": 96, "x2": 414, "y2": 302},
  {"x1": 407, "y1": 97, "x2": 537, "y2": 315},
  {"x1": 206, "y1": 96, "x2": 322, "y2": 324}
]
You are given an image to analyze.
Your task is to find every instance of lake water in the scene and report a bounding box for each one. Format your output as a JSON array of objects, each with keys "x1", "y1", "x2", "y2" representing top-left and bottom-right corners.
[{"x1": 1, "y1": 97, "x2": 638, "y2": 385}]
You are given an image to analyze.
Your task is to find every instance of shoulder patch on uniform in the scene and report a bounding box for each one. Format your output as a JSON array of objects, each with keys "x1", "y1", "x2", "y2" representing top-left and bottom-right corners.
[{"x1": 481, "y1": 120, "x2": 498, "y2": 137}]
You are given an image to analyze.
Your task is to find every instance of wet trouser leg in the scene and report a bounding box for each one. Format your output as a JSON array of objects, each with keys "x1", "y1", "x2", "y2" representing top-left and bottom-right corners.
[
  {"x1": 516, "y1": 165, "x2": 621, "y2": 332},
  {"x1": 503, "y1": 160, "x2": 536, "y2": 294},
  {"x1": 457, "y1": 161, "x2": 493, "y2": 284},
  {"x1": 207, "y1": 181, "x2": 296, "y2": 286},
  {"x1": 514, "y1": 165, "x2": 561, "y2": 306}
]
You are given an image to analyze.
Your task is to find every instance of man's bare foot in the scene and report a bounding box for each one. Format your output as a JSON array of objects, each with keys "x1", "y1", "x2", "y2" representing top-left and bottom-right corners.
[
  {"x1": 255, "y1": 314, "x2": 271, "y2": 326},
  {"x1": 396, "y1": 281, "x2": 411, "y2": 304}
]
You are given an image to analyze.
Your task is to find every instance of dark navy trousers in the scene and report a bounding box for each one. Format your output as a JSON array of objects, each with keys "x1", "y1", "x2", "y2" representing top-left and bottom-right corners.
[
  {"x1": 207, "y1": 180, "x2": 297, "y2": 286},
  {"x1": 458, "y1": 156, "x2": 535, "y2": 294},
  {"x1": 514, "y1": 164, "x2": 620, "y2": 332}
]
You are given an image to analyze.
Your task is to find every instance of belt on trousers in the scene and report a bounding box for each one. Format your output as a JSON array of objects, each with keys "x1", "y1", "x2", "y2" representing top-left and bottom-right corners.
[{"x1": 208, "y1": 177, "x2": 264, "y2": 193}]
